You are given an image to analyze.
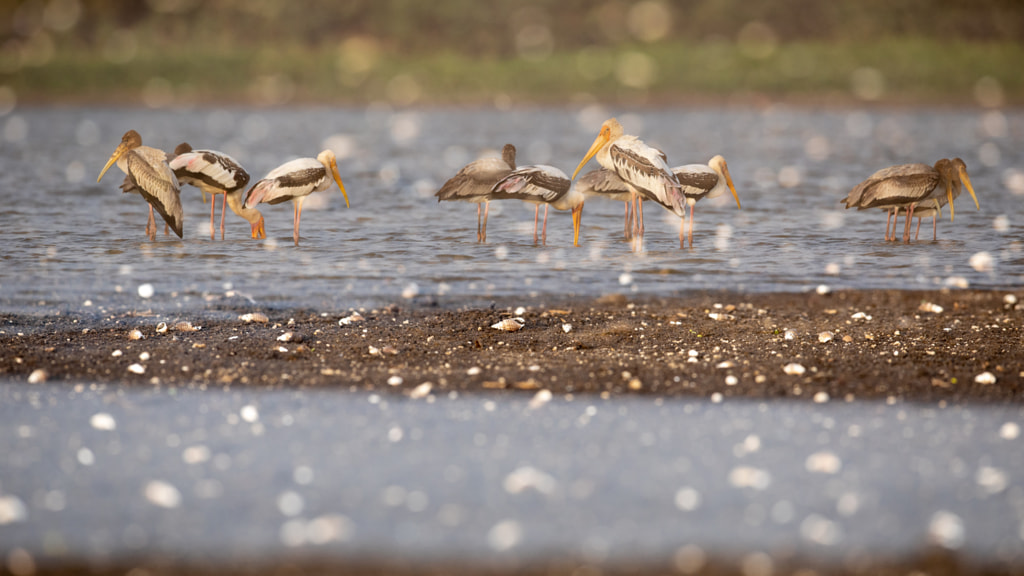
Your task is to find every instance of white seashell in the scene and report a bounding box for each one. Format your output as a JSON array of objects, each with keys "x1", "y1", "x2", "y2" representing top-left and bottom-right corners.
[
  {"x1": 561, "y1": 323, "x2": 572, "y2": 333},
  {"x1": 491, "y1": 318, "x2": 523, "y2": 332},
  {"x1": 277, "y1": 332, "x2": 295, "y2": 342},
  {"x1": 338, "y1": 312, "x2": 365, "y2": 326},
  {"x1": 156, "y1": 322, "x2": 168, "y2": 333},
  {"x1": 139, "y1": 352, "x2": 151, "y2": 361},
  {"x1": 239, "y1": 312, "x2": 269, "y2": 323},
  {"x1": 387, "y1": 375, "x2": 403, "y2": 386},
  {"x1": 975, "y1": 371, "x2": 997, "y2": 385},
  {"x1": 174, "y1": 321, "x2": 199, "y2": 332},
  {"x1": 783, "y1": 363, "x2": 806, "y2": 376},
  {"x1": 514, "y1": 306, "x2": 527, "y2": 316},
  {"x1": 688, "y1": 349, "x2": 700, "y2": 358},
  {"x1": 918, "y1": 302, "x2": 943, "y2": 314},
  {"x1": 708, "y1": 313, "x2": 734, "y2": 321},
  {"x1": 784, "y1": 329, "x2": 796, "y2": 340},
  {"x1": 716, "y1": 361, "x2": 735, "y2": 369},
  {"x1": 127, "y1": 363, "x2": 146, "y2": 375},
  {"x1": 28, "y1": 369, "x2": 48, "y2": 384},
  {"x1": 818, "y1": 331, "x2": 834, "y2": 343},
  {"x1": 128, "y1": 329, "x2": 144, "y2": 340},
  {"x1": 111, "y1": 350, "x2": 122, "y2": 357},
  {"x1": 851, "y1": 312, "x2": 872, "y2": 320},
  {"x1": 725, "y1": 375, "x2": 738, "y2": 386},
  {"x1": 1004, "y1": 294, "x2": 1018, "y2": 305},
  {"x1": 409, "y1": 382, "x2": 433, "y2": 399},
  {"x1": 815, "y1": 284, "x2": 831, "y2": 295},
  {"x1": 368, "y1": 346, "x2": 380, "y2": 356}
]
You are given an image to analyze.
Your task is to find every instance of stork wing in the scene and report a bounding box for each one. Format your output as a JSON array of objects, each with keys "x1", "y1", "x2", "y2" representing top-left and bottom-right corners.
[
  {"x1": 489, "y1": 165, "x2": 571, "y2": 203},
  {"x1": 843, "y1": 163, "x2": 934, "y2": 208},
  {"x1": 576, "y1": 169, "x2": 629, "y2": 195},
  {"x1": 672, "y1": 165, "x2": 719, "y2": 200},
  {"x1": 126, "y1": 149, "x2": 183, "y2": 238},
  {"x1": 170, "y1": 150, "x2": 250, "y2": 192},
  {"x1": 609, "y1": 140, "x2": 683, "y2": 213}
]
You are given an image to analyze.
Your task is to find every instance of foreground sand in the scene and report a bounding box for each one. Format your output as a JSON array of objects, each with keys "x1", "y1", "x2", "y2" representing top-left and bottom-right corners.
[{"x1": 2, "y1": 289, "x2": 1021, "y2": 403}]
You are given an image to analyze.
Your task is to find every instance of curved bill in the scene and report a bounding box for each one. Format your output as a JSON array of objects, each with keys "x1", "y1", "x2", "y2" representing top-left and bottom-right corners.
[
  {"x1": 723, "y1": 164, "x2": 740, "y2": 209},
  {"x1": 572, "y1": 131, "x2": 610, "y2": 180},
  {"x1": 330, "y1": 158, "x2": 350, "y2": 208},
  {"x1": 958, "y1": 166, "x2": 979, "y2": 211},
  {"x1": 97, "y1": 144, "x2": 130, "y2": 182},
  {"x1": 946, "y1": 181, "x2": 955, "y2": 222},
  {"x1": 251, "y1": 216, "x2": 266, "y2": 239},
  {"x1": 571, "y1": 202, "x2": 584, "y2": 247}
]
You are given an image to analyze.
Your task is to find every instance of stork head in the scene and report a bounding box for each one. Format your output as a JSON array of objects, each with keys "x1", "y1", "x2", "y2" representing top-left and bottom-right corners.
[
  {"x1": 573, "y1": 118, "x2": 623, "y2": 180},
  {"x1": 174, "y1": 142, "x2": 193, "y2": 155},
  {"x1": 502, "y1": 143, "x2": 517, "y2": 169},
  {"x1": 709, "y1": 155, "x2": 740, "y2": 209},
  {"x1": 952, "y1": 157, "x2": 978, "y2": 211},
  {"x1": 317, "y1": 149, "x2": 350, "y2": 208},
  {"x1": 97, "y1": 130, "x2": 142, "y2": 182}
]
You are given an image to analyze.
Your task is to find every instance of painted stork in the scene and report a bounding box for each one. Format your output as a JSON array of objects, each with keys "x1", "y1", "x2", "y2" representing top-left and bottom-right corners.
[
  {"x1": 841, "y1": 158, "x2": 977, "y2": 242},
  {"x1": 169, "y1": 143, "x2": 256, "y2": 240},
  {"x1": 673, "y1": 155, "x2": 740, "y2": 247},
  {"x1": 435, "y1": 144, "x2": 516, "y2": 243},
  {"x1": 575, "y1": 168, "x2": 637, "y2": 239},
  {"x1": 97, "y1": 130, "x2": 183, "y2": 240},
  {"x1": 243, "y1": 149, "x2": 349, "y2": 246},
  {"x1": 889, "y1": 158, "x2": 978, "y2": 241},
  {"x1": 489, "y1": 165, "x2": 584, "y2": 246},
  {"x1": 572, "y1": 118, "x2": 684, "y2": 246}
]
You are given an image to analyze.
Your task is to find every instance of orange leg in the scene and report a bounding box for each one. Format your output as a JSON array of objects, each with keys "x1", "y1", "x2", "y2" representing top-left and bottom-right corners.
[
  {"x1": 209, "y1": 192, "x2": 216, "y2": 240},
  {"x1": 293, "y1": 197, "x2": 304, "y2": 246},
  {"x1": 533, "y1": 205, "x2": 540, "y2": 244},
  {"x1": 220, "y1": 193, "x2": 227, "y2": 240}
]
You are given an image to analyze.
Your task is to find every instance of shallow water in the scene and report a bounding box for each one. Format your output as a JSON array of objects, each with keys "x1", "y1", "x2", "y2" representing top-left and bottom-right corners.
[
  {"x1": 2, "y1": 382, "x2": 1023, "y2": 569},
  {"x1": 1, "y1": 105, "x2": 1022, "y2": 316}
]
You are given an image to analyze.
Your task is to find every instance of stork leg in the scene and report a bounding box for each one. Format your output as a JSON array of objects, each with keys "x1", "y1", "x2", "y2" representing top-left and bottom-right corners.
[
  {"x1": 481, "y1": 202, "x2": 489, "y2": 243},
  {"x1": 533, "y1": 205, "x2": 540, "y2": 244},
  {"x1": 293, "y1": 197, "x2": 305, "y2": 246},
  {"x1": 637, "y1": 196, "x2": 645, "y2": 237},
  {"x1": 220, "y1": 193, "x2": 227, "y2": 240},
  {"x1": 623, "y1": 201, "x2": 632, "y2": 239},
  {"x1": 932, "y1": 215, "x2": 937, "y2": 241},
  {"x1": 914, "y1": 217, "x2": 922, "y2": 241},
  {"x1": 885, "y1": 209, "x2": 894, "y2": 241},
  {"x1": 688, "y1": 203, "x2": 695, "y2": 248},
  {"x1": 146, "y1": 205, "x2": 156, "y2": 240},
  {"x1": 541, "y1": 204, "x2": 549, "y2": 245},
  {"x1": 209, "y1": 192, "x2": 216, "y2": 240},
  {"x1": 903, "y1": 204, "x2": 915, "y2": 243}
]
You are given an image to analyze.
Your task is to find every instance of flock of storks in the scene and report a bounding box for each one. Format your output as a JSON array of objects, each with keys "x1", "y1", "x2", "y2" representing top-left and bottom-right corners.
[{"x1": 96, "y1": 117, "x2": 979, "y2": 247}]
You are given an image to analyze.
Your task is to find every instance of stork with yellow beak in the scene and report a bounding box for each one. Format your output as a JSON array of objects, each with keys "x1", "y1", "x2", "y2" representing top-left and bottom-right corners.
[
  {"x1": 243, "y1": 149, "x2": 349, "y2": 246},
  {"x1": 97, "y1": 130, "x2": 183, "y2": 240},
  {"x1": 572, "y1": 118, "x2": 684, "y2": 246}
]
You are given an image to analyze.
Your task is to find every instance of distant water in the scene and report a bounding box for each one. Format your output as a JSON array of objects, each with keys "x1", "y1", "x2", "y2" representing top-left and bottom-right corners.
[{"x1": 1, "y1": 105, "x2": 1021, "y2": 316}]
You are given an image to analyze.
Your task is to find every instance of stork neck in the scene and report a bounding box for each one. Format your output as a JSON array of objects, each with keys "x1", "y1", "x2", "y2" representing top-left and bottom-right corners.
[{"x1": 225, "y1": 189, "x2": 262, "y2": 224}]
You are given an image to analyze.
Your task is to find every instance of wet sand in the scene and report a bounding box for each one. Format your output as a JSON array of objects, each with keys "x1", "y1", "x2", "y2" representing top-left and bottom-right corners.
[{"x1": 3, "y1": 289, "x2": 1021, "y2": 402}]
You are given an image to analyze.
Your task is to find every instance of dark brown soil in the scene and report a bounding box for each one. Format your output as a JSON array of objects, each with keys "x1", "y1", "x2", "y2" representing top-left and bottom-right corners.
[{"x1": 3, "y1": 289, "x2": 1021, "y2": 403}]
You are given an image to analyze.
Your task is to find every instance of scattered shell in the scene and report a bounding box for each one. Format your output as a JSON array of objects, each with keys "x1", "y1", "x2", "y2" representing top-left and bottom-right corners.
[
  {"x1": 784, "y1": 330, "x2": 797, "y2": 340},
  {"x1": 561, "y1": 323, "x2": 573, "y2": 333},
  {"x1": 381, "y1": 346, "x2": 399, "y2": 355},
  {"x1": 842, "y1": 335, "x2": 853, "y2": 343},
  {"x1": 128, "y1": 329, "x2": 144, "y2": 340},
  {"x1": 514, "y1": 379, "x2": 541, "y2": 390},
  {"x1": 628, "y1": 378, "x2": 643, "y2": 391},
  {"x1": 139, "y1": 352, "x2": 151, "y2": 361},
  {"x1": 813, "y1": 391, "x2": 830, "y2": 403},
  {"x1": 815, "y1": 284, "x2": 831, "y2": 295},
  {"x1": 368, "y1": 346, "x2": 380, "y2": 356},
  {"x1": 127, "y1": 363, "x2": 146, "y2": 375},
  {"x1": 725, "y1": 375, "x2": 738, "y2": 386},
  {"x1": 27, "y1": 369, "x2": 47, "y2": 384},
  {"x1": 338, "y1": 312, "x2": 365, "y2": 326},
  {"x1": 409, "y1": 382, "x2": 432, "y2": 399},
  {"x1": 467, "y1": 367, "x2": 482, "y2": 376},
  {"x1": 514, "y1": 306, "x2": 527, "y2": 316},
  {"x1": 174, "y1": 321, "x2": 200, "y2": 332},
  {"x1": 1005, "y1": 294, "x2": 1019, "y2": 305},
  {"x1": 387, "y1": 375, "x2": 403, "y2": 386},
  {"x1": 851, "y1": 312, "x2": 871, "y2": 320},
  {"x1": 111, "y1": 350, "x2": 123, "y2": 357},
  {"x1": 975, "y1": 371, "x2": 997, "y2": 385},
  {"x1": 276, "y1": 346, "x2": 288, "y2": 353},
  {"x1": 818, "y1": 331, "x2": 834, "y2": 343},
  {"x1": 716, "y1": 361, "x2": 735, "y2": 369},
  {"x1": 239, "y1": 312, "x2": 269, "y2": 323},
  {"x1": 918, "y1": 302, "x2": 944, "y2": 314},
  {"x1": 491, "y1": 318, "x2": 524, "y2": 332},
  {"x1": 783, "y1": 363, "x2": 806, "y2": 376},
  {"x1": 708, "y1": 313, "x2": 734, "y2": 321},
  {"x1": 277, "y1": 332, "x2": 296, "y2": 342},
  {"x1": 156, "y1": 322, "x2": 169, "y2": 334},
  {"x1": 687, "y1": 349, "x2": 700, "y2": 358}
]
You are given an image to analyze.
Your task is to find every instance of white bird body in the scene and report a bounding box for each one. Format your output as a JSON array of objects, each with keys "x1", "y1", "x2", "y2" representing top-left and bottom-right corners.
[
  {"x1": 98, "y1": 130, "x2": 183, "y2": 240},
  {"x1": 490, "y1": 165, "x2": 584, "y2": 245},
  {"x1": 169, "y1": 144, "x2": 256, "y2": 239},
  {"x1": 435, "y1": 143, "x2": 517, "y2": 242},
  {"x1": 244, "y1": 149, "x2": 349, "y2": 246},
  {"x1": 573, "y1": 118, "x2": 683, "y2": 245}
]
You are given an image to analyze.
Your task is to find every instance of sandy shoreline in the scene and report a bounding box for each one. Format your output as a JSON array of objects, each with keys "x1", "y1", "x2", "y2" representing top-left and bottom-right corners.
[{"x1": 3, "y1": 289, "x2": 1021, "y2": 402}]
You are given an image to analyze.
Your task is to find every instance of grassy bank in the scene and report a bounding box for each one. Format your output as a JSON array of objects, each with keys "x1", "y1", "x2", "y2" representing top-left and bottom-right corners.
[{"x1": 8, "y1": 37, "x2": 1023, "y2": 106}]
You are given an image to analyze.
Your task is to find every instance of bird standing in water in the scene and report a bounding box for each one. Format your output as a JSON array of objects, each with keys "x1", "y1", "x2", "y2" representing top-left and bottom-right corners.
[
  {"x1": 97, "y1": 130, "x2": 183, "y2": 240},
  {"x1": 435, "y1": 144, "x2": 517, "y2": 243},
  {"x1": 169, "y1": 143, "x2": 257, "y2": 240}
]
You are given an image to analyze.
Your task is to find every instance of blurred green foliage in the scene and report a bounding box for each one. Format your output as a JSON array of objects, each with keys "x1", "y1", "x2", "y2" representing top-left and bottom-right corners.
[{"x1": 2, "y1": 0, "x2": 1022, "y2": 104}]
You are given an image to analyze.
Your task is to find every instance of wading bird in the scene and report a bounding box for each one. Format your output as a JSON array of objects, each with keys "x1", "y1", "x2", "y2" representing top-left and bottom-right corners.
[
  {"x1": 489, "y1": 165, "x2": 584, "y2": 246},
  {"x1": 169, "y1": 143, "x2": 255, "y2": 240},
  {"x1": 673, "y1": 155, "x2": 741, "y2": 247},
  {"x1": 97, "y1": 130, "x2": 183, "y2": 240},
  {"x1": 889, "y1": 158, "x2": 978, "y2": 241},
  {"x1": 435, "y1": 144, "x2": 516, "y2": 243},
  {"x1": 243, "y1": 149, "x2": 349, "y2": 246},
  {"x1": 575, "y1": 168, "x2": 638, "y2": 239},
  {"x1": 841, "y1": 158, "x2": 978, "y2": 242},
  {"x1": 572, "y1": 118, "x2": 684, "y2": 246}
]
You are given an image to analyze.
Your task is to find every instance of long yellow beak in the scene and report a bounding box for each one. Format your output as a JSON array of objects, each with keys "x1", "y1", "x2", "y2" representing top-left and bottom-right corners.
[
  {"x1": 97, "y1": 143, "x2": 129, "y2": 182},
  {"x1": 959, "y1": 166, "x2": 979, "y2": 211},
  {"x1": 946, "y1": 181, "x2": 955, "y2": 222},
  {"x1": 724, "y1": 166, "x2": 740, "y2": 209},
  {"x1": 572, "y1": 132, "x2": 610, "y2": 180},
  {"x1": 330, "y1": 159, "x2": 350, "y2": 208},
  {"x1": 572, "y1": 202, "x2": 584, "y2": 247},
  {"x1": 251, "y1": 216, "x2": 266, "y2": 239}
]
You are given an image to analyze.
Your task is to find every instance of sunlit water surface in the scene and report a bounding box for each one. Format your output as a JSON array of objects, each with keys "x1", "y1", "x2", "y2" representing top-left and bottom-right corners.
[{"x1": 1, "y1": 106, "x2": 1022, "y2": 316}]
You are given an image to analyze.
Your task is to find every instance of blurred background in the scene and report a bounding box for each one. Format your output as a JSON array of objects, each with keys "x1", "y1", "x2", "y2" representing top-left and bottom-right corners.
[{"x1": 1, "y1": 0, "x2": 1022, "y2": 108}]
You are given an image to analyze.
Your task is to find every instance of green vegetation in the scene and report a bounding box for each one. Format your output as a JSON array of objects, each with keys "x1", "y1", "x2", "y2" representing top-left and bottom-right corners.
[{"x1": 3, "y1": 0, "x2": 1023, "y2": 105}]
